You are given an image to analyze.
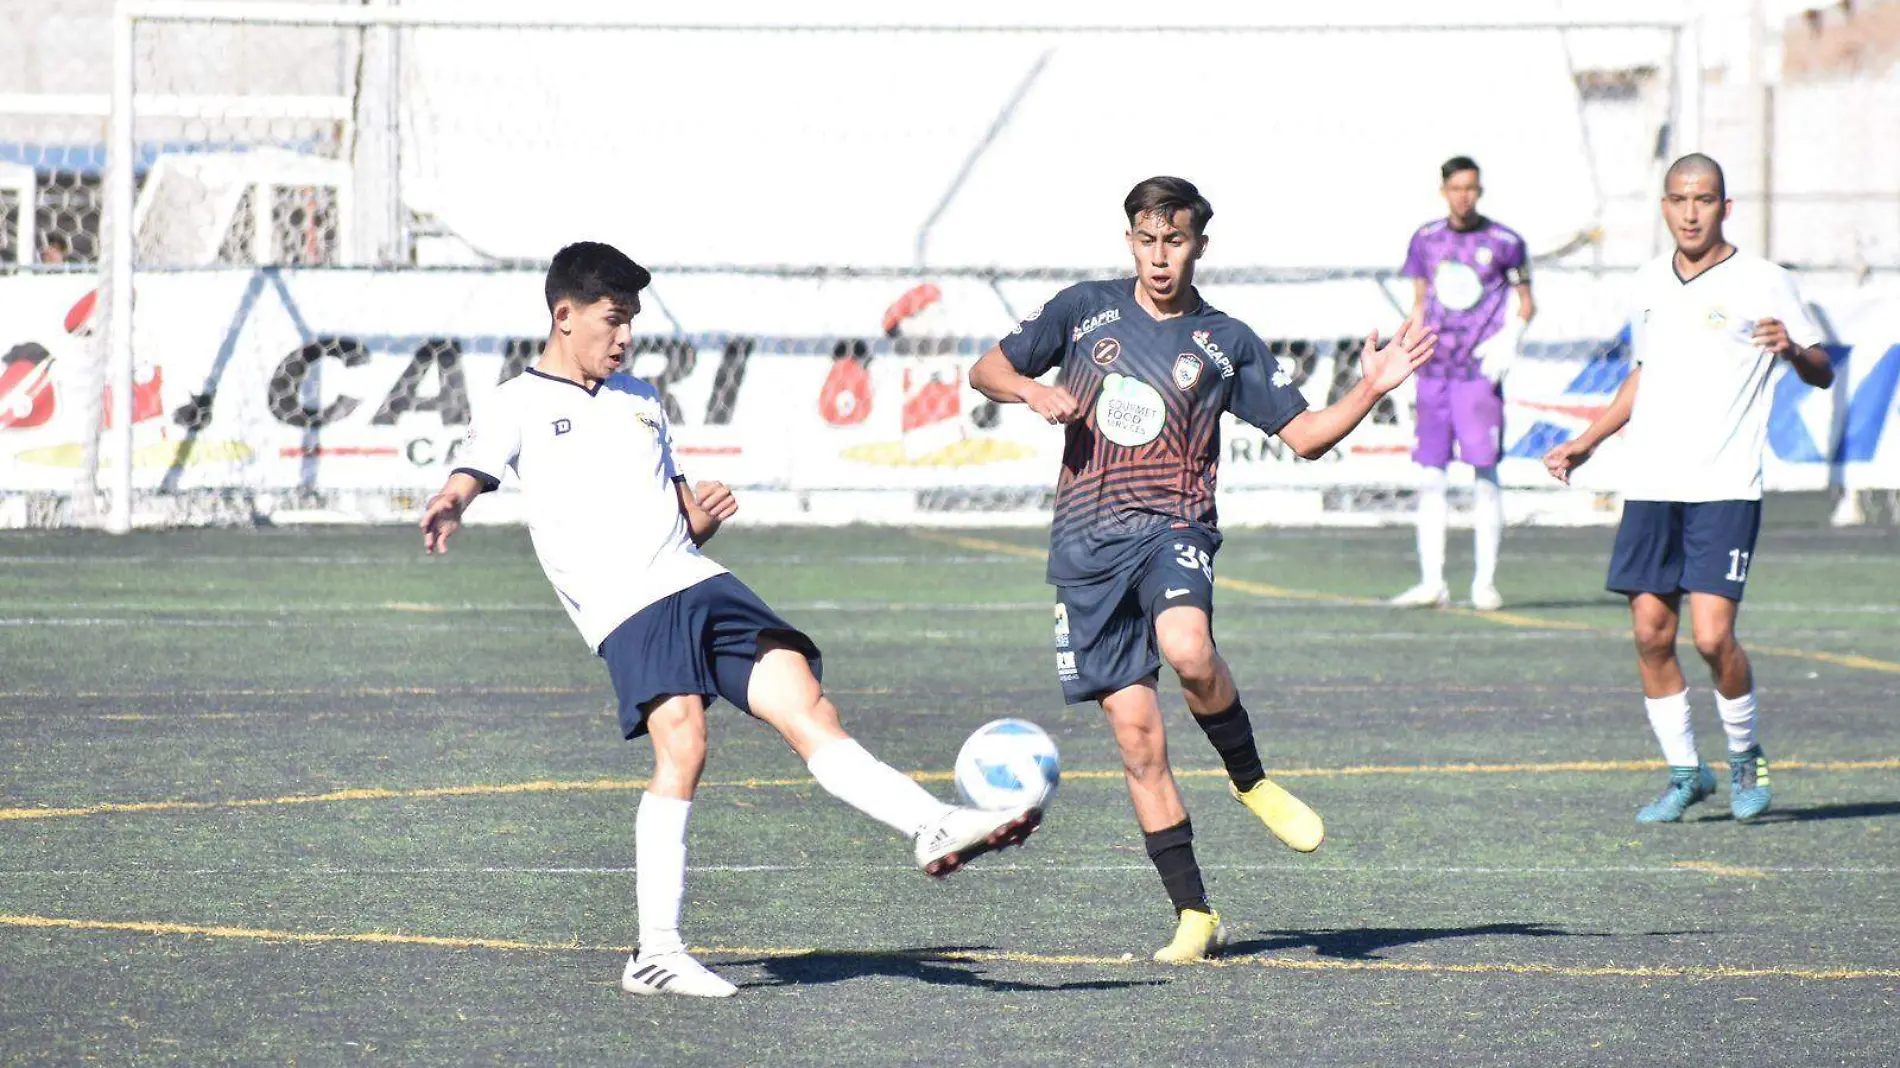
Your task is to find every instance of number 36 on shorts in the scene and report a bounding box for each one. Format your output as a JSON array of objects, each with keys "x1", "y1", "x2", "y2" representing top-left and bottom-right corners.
[{"x1": 1173, "y1": 542, "x2": 1212, "y2": 581}]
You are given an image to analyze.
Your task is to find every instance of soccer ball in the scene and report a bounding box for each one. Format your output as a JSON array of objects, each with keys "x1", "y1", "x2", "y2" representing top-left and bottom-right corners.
[{"x1": 953, "y1": 718, "x2": 1060, "y2": 811}]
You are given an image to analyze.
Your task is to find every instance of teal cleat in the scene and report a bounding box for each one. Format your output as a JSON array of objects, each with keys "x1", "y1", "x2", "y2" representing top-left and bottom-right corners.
[
  {"x1": 1636, "y1": 764, "x2": 1717, "y2": 823},
  {"x1": 1729, "y1": 745, "x2": 1773, "y2": 821}
]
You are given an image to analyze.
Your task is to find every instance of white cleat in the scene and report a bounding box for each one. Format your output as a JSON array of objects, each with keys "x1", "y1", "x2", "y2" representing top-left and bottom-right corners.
[
  {"x1": 1389, "y1": 582, "x2": 1450, "y2": 609},
  {"x1": 1469, "y1": 584, "x2": 1504, "y2": 612},
  {"x1": 914, "y1": 805, "x2": 1042, "y2": 878},
  {"x1": 621, "y1": 951, "x2": 738, "y2": 998}
]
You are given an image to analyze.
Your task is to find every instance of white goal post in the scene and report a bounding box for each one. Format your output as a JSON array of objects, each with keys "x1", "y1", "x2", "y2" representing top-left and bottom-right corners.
[{"x1": 25, "y1": 3, "x2": 1742, "y2": 530}]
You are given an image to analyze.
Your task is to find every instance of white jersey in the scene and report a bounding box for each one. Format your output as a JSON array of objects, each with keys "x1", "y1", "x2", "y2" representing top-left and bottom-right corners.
[
  {"x1": 456, "y1": 367, "x2": 726, "y2": 651},
  {"x1": 1621, "y1": 250, "x2": 1823, "y2": 502}
]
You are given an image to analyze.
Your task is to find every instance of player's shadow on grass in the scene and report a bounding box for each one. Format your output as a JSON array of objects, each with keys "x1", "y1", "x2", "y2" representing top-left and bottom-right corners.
[
  {"x1": 1488, "y1": 596, "x2": 1622, "y2": 611},
  {"x1": 1714, "y1": 799, "x2": 1900, "y2": 824},
  {"x1": 722, "y1": 947, "x2": 1163, "y2": 993},
  {"x1": 1227, "y1": 921, "x2": 1607, "y2": 962}
]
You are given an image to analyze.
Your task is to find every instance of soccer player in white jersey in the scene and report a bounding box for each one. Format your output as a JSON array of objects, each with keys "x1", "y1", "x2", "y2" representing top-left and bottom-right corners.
[
  {"x1": 1390, "y1": 156, "x2": 1535, "y2": 612},
  {"x1": 1545, "y1": 155, "x2": 1834, "y2": 823},
  {"x1": 419, "y1": 242, "x2": 1041, "y2": 998}
]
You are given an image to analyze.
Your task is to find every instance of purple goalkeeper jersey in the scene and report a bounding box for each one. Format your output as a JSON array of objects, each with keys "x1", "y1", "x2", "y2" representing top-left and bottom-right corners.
[{"x1": 1400, "y1": 216, "x2": 1528, "y2": 380}]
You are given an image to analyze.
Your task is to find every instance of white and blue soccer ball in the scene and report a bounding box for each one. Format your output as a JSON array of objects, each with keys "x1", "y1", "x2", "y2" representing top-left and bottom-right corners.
[{"x1": 954, "y1": 718, "x2": 1060, "y2": 811}]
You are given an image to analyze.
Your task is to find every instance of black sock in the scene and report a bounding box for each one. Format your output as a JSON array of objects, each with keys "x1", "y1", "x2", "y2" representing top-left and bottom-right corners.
[
  {"x1": 1143, "y1": 819, "x2": 1209, "y2": 915},
  {"x1": 1194, "y1": 699, "x2": 1266, "y2": 792}
]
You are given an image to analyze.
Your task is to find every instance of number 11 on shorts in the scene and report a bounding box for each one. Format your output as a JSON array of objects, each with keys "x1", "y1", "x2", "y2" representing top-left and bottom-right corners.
[{"x1": 1726, "y1": 548, "x2": 1751, "y2": 583}]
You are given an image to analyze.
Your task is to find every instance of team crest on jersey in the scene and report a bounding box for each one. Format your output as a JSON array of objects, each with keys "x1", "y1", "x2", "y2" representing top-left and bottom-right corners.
[
  {"x1": 1091, "y1": 337, "x2": 1121, "y2": 366},
  {"x1": 1172, "y1": 353, "x2": 1203, "y2": 391},
  {"x1": 1009, "y1": 302, "x2": 1046, "y2": 336},
  {"x1": 1190, "y1": 330, "x2": 1235, "y2": 379},
  {"x1": 1475, "y1": 245, "x2": 1494, "y2": 266},
  {"x1": 1071, "y1": 307, "x2": 1121, "y2": 342},
  {"x1": 552, "y1": 418, "x2": 572, "y2": 436},
  {"x1": 1704, "y1": 306, "x2": 1729, "y2": 329}
]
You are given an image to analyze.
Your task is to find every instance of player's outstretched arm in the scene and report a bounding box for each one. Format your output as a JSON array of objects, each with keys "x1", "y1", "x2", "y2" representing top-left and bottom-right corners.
[
  {"x1": 678, "y1": 478, "x2": 738, "y2": 546},
  {"x1": 420, "y1": 471, "x2": 486, "y2": 555},
  {"x1": 1544, "y1": 367, "x2": 1640, "y2": 484},
  {"x1": 969, "y1": 346, "x2": 1080, "y2": 425},
  {"x1": 1276, "y1": 319, "x2": 1437, "y2": 460}
]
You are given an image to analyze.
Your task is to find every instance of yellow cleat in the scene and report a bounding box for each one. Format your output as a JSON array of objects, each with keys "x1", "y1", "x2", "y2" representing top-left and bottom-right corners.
[
  {"x1": 1230, "y1": 777, "x2": 1325, "y2": 853},
  {"x1": 1153, "y1": 908, "x2": 1228, "y2": 964}
]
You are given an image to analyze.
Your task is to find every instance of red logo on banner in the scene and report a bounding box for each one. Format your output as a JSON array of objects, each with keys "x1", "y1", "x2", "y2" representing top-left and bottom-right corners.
[
  {"x1": 102, "y1": 365, "x2": 165, "y2": 428},
  {"x1": 820, "y1": 356, "x2": 873, "y2": 426},
  {"x1": 0, "y1": 347, "x2": 57, "y2": 430}
]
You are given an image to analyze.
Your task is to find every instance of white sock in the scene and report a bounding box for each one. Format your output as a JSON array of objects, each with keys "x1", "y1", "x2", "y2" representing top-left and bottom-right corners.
[
  {"x1": 1415, "y1": 466, "x2": 1448, "y2": 586},
  {"x1": 1716, "y1": 690, "x2": 1759, "y2": 753},
  {"x1": 806, "y1": 737, "x2": 955, "y2": 838},
  {"x1": 1472, "y1": 465, "x2": 1502, "y2": 590},
  {"x1": 635, "y1": 791, "x2": 691, "y2": 959},
  {"x1": 1644, "y1": 690, "x2": 1699, "y2": 768}
]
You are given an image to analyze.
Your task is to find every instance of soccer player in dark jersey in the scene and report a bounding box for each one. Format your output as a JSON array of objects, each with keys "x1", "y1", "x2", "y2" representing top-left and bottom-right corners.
[{"x1": 969, "y1": 176, "x2": 1436, "y2": 961}]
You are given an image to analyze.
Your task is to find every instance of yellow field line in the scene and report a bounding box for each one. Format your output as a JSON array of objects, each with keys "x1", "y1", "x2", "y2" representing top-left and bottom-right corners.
[
  {"x1": 3, "y1": 912, "x2": 1895, "y2": 982},
  {"x1": 1672, "y1": 860, "x2": 1771, "y2": 880},
  {"x1": 4, "y1": 758, "x2": 1893, "y2": 824},
  {"x1": 910, "y1": 532, "x2": 1900, "y2": 670}
]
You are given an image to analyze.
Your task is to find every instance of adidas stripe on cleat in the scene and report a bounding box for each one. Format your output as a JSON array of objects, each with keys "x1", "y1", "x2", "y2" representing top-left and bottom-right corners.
[
  {"x1": 1636, "y1": 764, "x2": 1717, "y2": 823},
  {"x1": 915, "y1": 805, "x2": 1042, "y2": 878},
  {"x1": 1729, "y1": 745, "x2": 1773, "y2": 821},
  {"x1": 620, "y1": 952, "x2": 737, "y2": 998}
]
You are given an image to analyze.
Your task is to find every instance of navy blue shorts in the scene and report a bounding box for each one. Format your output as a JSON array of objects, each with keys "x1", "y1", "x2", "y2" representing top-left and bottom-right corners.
[
  {"x1": 599, "y1": 573, "x2": 822, "y2": 739},
  {"x1": 1606, "y1": 499, "x2": 1762, "y2": 603},
  {"x1": 1052, "y1": 526, "x2": 1218, "y2": 704}
]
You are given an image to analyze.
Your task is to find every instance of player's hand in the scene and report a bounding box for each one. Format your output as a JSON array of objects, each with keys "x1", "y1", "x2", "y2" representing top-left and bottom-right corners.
[
  {"x1": 1752, "y1": 318, "x2": 1796, "y2": 357},
  {"x1": 1543, "y1": 438, "x2": 1594, "y2": 485},
  {"x1": 694, "y1": 480, "x2": 738, "y2": 523},
  {"x1": 1358, "y1": 317, "x2": 1437, "y2": 395},
  {"x1": 1023, "y1": 381, "x2": 1081, "y2": 425},
  {"x1": 419, "y1": 492, "x2": 465, "y2": 554}
]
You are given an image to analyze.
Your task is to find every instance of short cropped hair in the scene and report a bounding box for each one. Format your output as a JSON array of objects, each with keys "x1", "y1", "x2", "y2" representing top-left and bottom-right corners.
[
  {"x1": 1441, "y1": 156, "x2": 1480, "y2": 183},
  {"x1": 1664, "y1": 153, "x2": 1726, "y2": 199},
  {"x1": 545, "y1": 241, "x2": 651, "y2": 312},
  {"x1": 1123, "y1": 176, "x2": 1213, "y2": 235}
]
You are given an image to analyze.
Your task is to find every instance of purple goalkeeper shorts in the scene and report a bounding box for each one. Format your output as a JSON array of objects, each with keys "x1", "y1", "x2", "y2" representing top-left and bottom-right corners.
[{"x1": 1412, "y1": 374, "x2": 1504, "y2": 468}]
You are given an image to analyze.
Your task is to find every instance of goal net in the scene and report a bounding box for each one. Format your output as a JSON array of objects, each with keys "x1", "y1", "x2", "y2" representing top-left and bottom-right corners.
[{"x1": 28, "y1": 3, "x2": 1883, "y2": 531}]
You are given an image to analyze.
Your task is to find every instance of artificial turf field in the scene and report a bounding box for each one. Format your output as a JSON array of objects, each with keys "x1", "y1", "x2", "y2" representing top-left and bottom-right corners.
[{"x1": 1, "y1": 498, "x2": 1896, "y2": 1066}]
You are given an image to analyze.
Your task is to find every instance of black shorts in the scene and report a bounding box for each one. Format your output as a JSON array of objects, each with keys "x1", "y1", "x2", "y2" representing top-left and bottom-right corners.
[
  {"x1": 598, "y1": 573, "x2": 822, "y2": 738},
  {"x1": 1606, "y1": 499, "x2": 1762, "y2": 603},
  {"x1": 1052, "y1": 526, "x2": 1218, "y2": 704}
]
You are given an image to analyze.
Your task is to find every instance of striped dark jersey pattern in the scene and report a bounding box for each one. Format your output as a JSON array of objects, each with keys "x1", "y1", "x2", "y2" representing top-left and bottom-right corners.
[{"x1": 999, "y1": 278, "x2": 1309, "y2": 585}]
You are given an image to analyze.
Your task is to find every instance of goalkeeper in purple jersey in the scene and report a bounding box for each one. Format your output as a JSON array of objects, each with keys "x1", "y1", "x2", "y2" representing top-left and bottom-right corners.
[
  {"x1": 1390, "y1": 156, "x2": 1536, "y2": 613},
  {"x1": 970, "y1": 177, "x2": 1436, "y2": 962}
]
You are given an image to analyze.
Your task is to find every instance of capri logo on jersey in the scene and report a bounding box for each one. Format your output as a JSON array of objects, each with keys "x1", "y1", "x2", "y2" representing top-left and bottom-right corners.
[
  {"x1": 1072, "y1": 308, "x2": 1121, "y2": 342},
  {"x1": 1091, "y1": 337, "x2": 1121, "y2": 367},
  {"x1": 1190, "y1": 330, "x2": 1235, "y2": 379},
  {"x1": 1172, "y1": 353, "x2": 1203, "y2": 391},
  {"x1": 1096, "y1": 373, "x2": 1165, "y2": 447},
  {"x1": 552, "y1": 418, "x2": 572, "y2": 435}
]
